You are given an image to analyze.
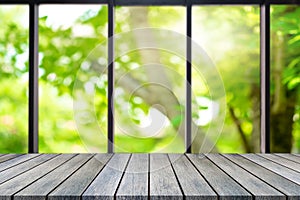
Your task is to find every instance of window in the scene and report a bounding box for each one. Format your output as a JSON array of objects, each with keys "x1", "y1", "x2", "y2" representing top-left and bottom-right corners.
[
  {"x1": 38, "y1": 5, "x2": 108, "y2": 153},
  {"x1": 0, "y1": 5, "x2": 28, "y2": 153},
  {"x1": 270, "y1": 5, "x2": 300, "y2": 152},
  {"x1": 0, "y1": 0, "x2": 299, "y2": 153},
  {"x1": 114, "y1": 6, "x2": 186, "y2": 152},
  {"x1": 192, "y1": 6, "x2": 260, "y2": 153}
]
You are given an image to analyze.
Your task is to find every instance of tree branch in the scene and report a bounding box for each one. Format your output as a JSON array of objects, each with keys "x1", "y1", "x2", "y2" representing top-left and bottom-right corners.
[
  {"x1": 271, "y1": 32, "x2": 286, "y2": 114},
  {"x1": 228, "y1": 106, "x2": 251, "y2": 152}
]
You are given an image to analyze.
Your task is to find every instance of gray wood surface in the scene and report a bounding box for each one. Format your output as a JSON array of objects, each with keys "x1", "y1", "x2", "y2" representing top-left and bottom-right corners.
[
  {"x1": 83, "y1": 154, "x2": 131, "y2": 200},
  {"x1": 48, "y1": 154, "x2": 112, "y2": 200},
  {"x1": 224, "y1": 154, "x2": 300, "y2": 199},
  {"x1": 0, "y1": 154, "x2": 75, "y2": 200},
  {"x1": 0, "y1": 154, "x2": 56, "y2": 184},
  {"x1": 0, "y1": 154, "x2": 40, "y2": 172},
  {"x1": 187, "y1": 154, "x2": 251, "y2": 200},
  {"x1": 14, "y1": 154, "x2": 94, "y2": 200},
  {"x1": 0, "y1": 154, "x2": 21, "y2": 163},
  {"x1": 116, "y1": 154, "x2": 148, "y2": 200},
  {"x1": 206, "y1": 154, "x2": 285, "y2": 200},
  {"x1": 169, "y1": 154, "x2": 217, "y2": 200},
  {"x1": 0, "y1": 153, "x2": 299, "y2": 199},
  {"x1": 242, "y1": 154, "x2": 300, "y2": 185},
  {"x1": 149, "y1": 154, "x2": 183, "y2": 200},
  {"x1": 276, "y1": 154, "x2": 300, "y2": 163},
  {"x1": 258, "y1": 154, "x2": 300, "y2": 173}
]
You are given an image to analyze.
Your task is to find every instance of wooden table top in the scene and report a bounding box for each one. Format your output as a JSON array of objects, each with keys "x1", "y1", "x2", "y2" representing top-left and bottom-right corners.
[{"x1": 0, "y1": 153, "x2": 299, "y2": 199}]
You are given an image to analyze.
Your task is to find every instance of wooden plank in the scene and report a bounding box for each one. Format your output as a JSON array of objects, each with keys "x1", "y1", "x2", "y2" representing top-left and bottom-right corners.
[
  {"x1": 0, "y1": 153, "x2": 299, "y2": 200},
  {"x1": 48, "y1": 154, "x2": 112, "y2": 200},
  {"x1": 258, "y1": 154, "x2": 300, "y2": 173},
  {"x1": 242, "y1": 154, "x2": 300, "y2": 185},
  {"x1": 0, "y1": 154, "x2": 57, "y2": 184},
  {"x1": 149, "y1": 154, "x2": 183, "y2": 200},
  {"x1": 0, "y1": 154, "x2": 75, "y2": 200},
  {"x1": 275, "y1": 154, "x2": 300, "y2": 164},
  {"x1": 14, "y1": 154, "x2": 94, "y2": 200},
  {"x1": 187, "y1": 154, "x2": 251, "y2": 200},
  {"x1": 224, "y1": 154, "x2": 300, "y2": 199},
  {"x1": 116, "y1": 154, "x2": 148, "y2": 200},
  {"x1": 83, "y1": 154, "x2": 131, "y2": 200},
  {"x1": 0, "y1": 154, "x2": 21, "y2": 163},
  {"x1": 0, "y1": 154, "x2": 40, "y2": 172},
  {"x1": 168, "y1": 154, "x2": 217, "y2": 200},
  {"x1": 206, "y1": 154, "x2": 285, "y2": 200}
]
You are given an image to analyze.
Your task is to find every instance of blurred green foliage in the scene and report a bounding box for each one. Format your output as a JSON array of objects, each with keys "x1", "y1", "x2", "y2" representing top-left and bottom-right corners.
[{"x1": 0, "y1": 5, "x2": 299, "y2": 153}]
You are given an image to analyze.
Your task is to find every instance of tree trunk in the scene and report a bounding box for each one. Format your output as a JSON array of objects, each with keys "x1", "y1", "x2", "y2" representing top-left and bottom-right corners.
[
  {"x1": 250, "y1": 8, "x2": 298, "y2": 153},
  {"x1": 270, "y1": 92, "x2": 296, "y2": 152},
  {"x1": 127, "y1": 7, "x2": 218, "y2": 152},
  {"x1": 269, "y1": 31, "x2": 297, "y2": 152},
  {"x1": 250, "y1": 83, "x2": 260, "y2": 152}
]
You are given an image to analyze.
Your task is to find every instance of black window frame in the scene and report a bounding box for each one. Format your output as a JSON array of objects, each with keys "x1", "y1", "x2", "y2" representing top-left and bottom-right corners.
[{"x1": 1, "y1": 0, "x2": 299, "y2": 153}]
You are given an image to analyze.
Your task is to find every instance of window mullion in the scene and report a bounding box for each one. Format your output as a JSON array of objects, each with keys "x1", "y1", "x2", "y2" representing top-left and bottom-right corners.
[
  {"x1": 260, "y1": 2, "x2": 270, "y2": 153},
  {"x1": 186, "y1": 1, "x2": 192, "y2": 153},
  {"x1": 108, "y1": 0, "x2": 115, "y2": 153},
  {"x1": 29, "y1": 3, "x2": 39, "y2": 153}
]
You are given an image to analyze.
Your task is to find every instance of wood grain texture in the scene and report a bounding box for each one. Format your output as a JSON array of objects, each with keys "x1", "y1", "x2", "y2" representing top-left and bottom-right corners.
[
  {"x1": 83, "y1": 154, "x2": 131, "y2": 200},
  {"x1": 169, "y1": 154, "x2": 217, "y2": 200},
  {"x1": 276, "y1": 154, "x2": 300, "y2": 163},
  {"x1": 0, "y1": 154, "x2": 75, "y2": 200},
  {"x1": 14, "y1": 154, "x2": 94, "y2": 200},
  {"x1": 207, "y1": 154, "x2": 284, "y2": 200},
  {"x1": 187, "y1": 154, "x2": 251, "y2": 200},
  {"x1": 224, "y1": 154, "x2": 300, "y2": 199},
  {"x1": 0, "y1": 154, "x2": 56, "y2": 184},
  {"x1": 48, "y1": 154, "x2": 112, "y2": 200},
  {"x1": 0, "y1": 153, "x2": 299, "y2": 199},
  {"x1": 242, "y1": 154, "x2": 300, "y2": 185},
  {"x1": 0, "y1": 154, "x2": 21, "y2": 163},
  {"x1": 0, "y1": 154, "x2": 40, "y2": 172},
  {"x1": 258, "y1": 154, "x2": 300, "y2": 172},
  {"x1": 116, "y1": 154, "x2": 148, "y2": 200},
  {"x1": 149, "y1": 154, "x2": 183, "y2": 200}
]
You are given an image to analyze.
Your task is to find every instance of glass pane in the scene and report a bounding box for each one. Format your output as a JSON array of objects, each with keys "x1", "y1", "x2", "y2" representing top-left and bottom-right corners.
[
  {"x1": 0, "y1": 6, "x2": 28, "y2": 153},
  {"x1": 192, "y1": 6, "x2": 260, "y2": 153},
  {"x1": 271, "y1": 5, "x2": 300, "y2": 153},
  {"x1": 39, "y1": 5, "x2": 107, "y2": 153},
  {"x1": 114, "y1": 6, "x2": 186, "y2": 152}
]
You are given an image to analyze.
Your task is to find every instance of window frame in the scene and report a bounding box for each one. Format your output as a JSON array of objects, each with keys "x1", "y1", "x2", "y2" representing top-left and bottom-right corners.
[{"x1": 1, "y1": 0, "x2": 299, "y2": 153}]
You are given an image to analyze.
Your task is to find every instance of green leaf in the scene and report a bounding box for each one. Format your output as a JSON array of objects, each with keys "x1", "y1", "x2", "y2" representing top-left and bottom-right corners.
[
  {"x1": 288, "y1": 57, "x2": 300, "y2": 68},
  {"x1": 170, "y1": 115, "x2": 183, "y2": 127},
  {"x1": 288, "y1": 77, "x2": 300, "y2": 90},
  {"x1": 199, "y1": 105, "x2": 208, "y2": 110},
  {"x1": 288, "y1": 35, "x2": 300, "y2": 45}
]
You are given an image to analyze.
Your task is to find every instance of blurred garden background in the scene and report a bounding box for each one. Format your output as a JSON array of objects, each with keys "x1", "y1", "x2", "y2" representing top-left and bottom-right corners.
[{"x1": 0, "y1": 5, "x2": 299, "y2": 153}]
